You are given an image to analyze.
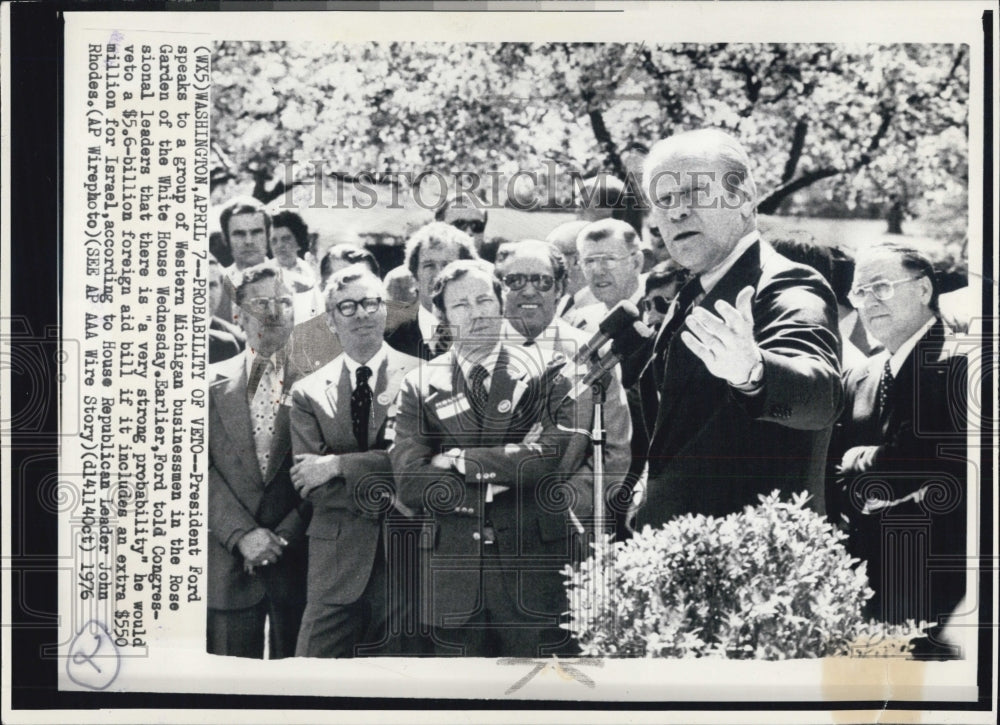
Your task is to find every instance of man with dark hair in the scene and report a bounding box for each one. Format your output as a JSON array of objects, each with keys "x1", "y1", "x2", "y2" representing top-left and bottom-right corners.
[
  {"x1": 437, "y1": 191, "x2": 490, "y2": 261},
  {"x1": 390, "y1": 259, "x2": 588, "y2": 656},
  {"x1": 641, "y1": 260, "x2": 689, "y2": 331},
  {"x1": 220, "y1": 196, "x2": 271, "y2": 274},
  {"x1": 827, "y1": 244, "x2": 966, "y2": 654},
  {"x1": 635, "y1": 128, "x2": 842, "y2": 527},
  {"x1": 289, "y1": 268, "x2": 421, "y2": 657},
  {"x1": 385, "y1": 221, "x2": 478, "y2": 360},
  {"x1": 207, "y1": 262, "x2": 314, "y2": 659},
  {"x1": 214, "y1": 196, "x2": 273, "y2": 326}
]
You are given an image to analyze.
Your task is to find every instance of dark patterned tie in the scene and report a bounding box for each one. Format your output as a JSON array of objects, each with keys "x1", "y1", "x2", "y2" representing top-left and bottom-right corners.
[
  {"x1": 351, "y1": 365, "x2": 373, "y2": 451},
  {"x1": 431, "y1": 323, "x2": 451, "y2": 356},
  {"x1": 877, "y1": 357, "x2": 894, "y2": 427},
  {"x1": 653, "y1": 275, "x2": 703, "y2": 388},
  {"x1": 468, "y1": 363, "x2": 490, "y2": 417}
]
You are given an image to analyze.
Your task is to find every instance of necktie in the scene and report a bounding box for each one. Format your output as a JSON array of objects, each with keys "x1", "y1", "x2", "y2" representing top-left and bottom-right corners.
[
  {"x1": 351, "y1": 365, "x2": 374, "y2": 452},
  {"x1": 652, "y1": 276, "x2": 703, "y2": 390},
  {"x1": 250, "y1": 358, "x2": 278, "y2": 476},
  {"x1": 877, "y1": 357, "x2": 894, "y2": 426},
  {"x1": 468, "y1": 363, "x2": 490, "y2": 417},
  {"x1": 430, "y1": 323, "x2": 451, "y2": 357},
  {"x1": 655, "y1": 275, "x2": 704, "y2": 355}
]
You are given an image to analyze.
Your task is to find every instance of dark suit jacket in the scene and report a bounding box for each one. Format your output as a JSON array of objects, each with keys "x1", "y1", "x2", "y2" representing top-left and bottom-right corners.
[
  {"x1": 209, "y1": 316, "x2": 245, "y2": 364},
  {"x1": 289, "y1": 347, "x2": 420, "y2": 606},
  {"x1": 389, "y1": 346, "x2": 589, "y2": 626},
  {"x1": 208, "y1": 352, "x2": 316, "y2": 611},
  {"x1": 827, "y1": 320, "x2": 967, "y2": 623},
  {"x1": 385, "y1": 317, "x2": 450, "y2": 361},
  {"x1": 636, "y1": 240, "x2": 843, "y2": 527}
]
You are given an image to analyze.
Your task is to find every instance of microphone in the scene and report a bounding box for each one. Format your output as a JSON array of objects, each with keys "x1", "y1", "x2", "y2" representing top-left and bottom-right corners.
[
  {"x1": 567, "y1": 320, "x2": 654, "y2": 400},
  {"x1": 572, "y1": 301, "x2": 640, "y2": 365}
]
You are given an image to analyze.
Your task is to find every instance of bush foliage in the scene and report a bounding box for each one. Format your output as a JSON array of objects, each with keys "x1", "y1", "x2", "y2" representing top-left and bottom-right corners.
[{"x1": 565, "y1": 491, "x2": 874, "y2": 659}]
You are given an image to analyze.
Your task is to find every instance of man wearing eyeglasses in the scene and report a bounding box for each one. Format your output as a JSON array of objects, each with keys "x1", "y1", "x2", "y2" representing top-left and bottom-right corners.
[
  {"x1": 635, "y1": 128, "x2": 842, "y2": 529},
  {"x1": 390, "y1": 259, "x2": 589, "y2": 656},
  {"x1": 828, "y1": 245, "x2": 967, "y2": 655},
  {"x1": 641, "y1": 260, "x2": 690, "y2": 331},
  {"x1": 544, "y1": 221, "x2": 598, "y2": 318},
  {"x1": 565, "y1": 219, "x2": 652, "y2": 534},
  {"x1": 207, "y1": 263, "x2": 313, "y2": 659},
  {"x1": 288, "y1": 267, "x2": 422, "y2": 658},
  {"x1": 498, "y1": 240, "x2": 633, "y2": 530},
  {"x1": 566, "y1": 218, "x2": 646, "y2": 331},
  {"x1": 437, "y1": 192, "x2": 491, "y2": 260}
]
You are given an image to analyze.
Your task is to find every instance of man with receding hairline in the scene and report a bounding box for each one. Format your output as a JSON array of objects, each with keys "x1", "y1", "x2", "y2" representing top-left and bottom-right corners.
[
  {"x1": 634, "y1": 128, "x2": 843, "y2": 528},
  {"x1": 290, "y1": 267, "x2": 421, "y2": 657},
  {"x1": 828, "y1": 244, "x2": 966, "y2": 653},
  {"x1": 545, "y1": 220, "x2": 597, "y2": 318},
  {"x1": 207, "y1": 262, "x2": 312, "y2": 659}
]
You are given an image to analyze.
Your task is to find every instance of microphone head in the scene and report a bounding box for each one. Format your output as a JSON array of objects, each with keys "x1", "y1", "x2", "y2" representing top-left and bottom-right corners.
[
  {"x1": 611, "y1": 320, "x2": 654, "y2": 355},
  {"x1": 597, "y1": 300, "x2": 640, "y2": 337}
]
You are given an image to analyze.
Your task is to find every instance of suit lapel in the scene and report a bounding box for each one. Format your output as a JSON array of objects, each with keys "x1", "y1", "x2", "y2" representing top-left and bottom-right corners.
[
  {"x1": 424, "y1": 357, "x2": 475, "y2": 441},
  {"x1": 212, "y1": 355, "x2": 263, "y2": 487},
  {"x1": 659, "y1": 243, "x2": 762, "y2": 425},
  {"x1": 369, "y1": 354, "x2": 392, "y2": 444}
]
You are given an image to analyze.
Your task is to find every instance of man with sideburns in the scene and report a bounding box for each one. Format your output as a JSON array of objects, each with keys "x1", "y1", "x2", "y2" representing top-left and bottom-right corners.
[{"x1": 389, "y1": 260, "x2": 588, "y2": 656}]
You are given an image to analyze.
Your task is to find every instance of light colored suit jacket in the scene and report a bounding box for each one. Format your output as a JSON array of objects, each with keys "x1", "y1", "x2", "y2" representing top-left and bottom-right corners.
[{"x1": 289, "y1": 346, "x2": 419, "y2": 605}]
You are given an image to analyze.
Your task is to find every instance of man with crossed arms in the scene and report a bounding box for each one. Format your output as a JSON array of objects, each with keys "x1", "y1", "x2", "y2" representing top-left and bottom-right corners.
[
  {"x1": 390, "y1": 260, "x2": 589, "y2": 656},
  {"x1": 289, "y1": 267, "x2": 420, "y2": 657}
]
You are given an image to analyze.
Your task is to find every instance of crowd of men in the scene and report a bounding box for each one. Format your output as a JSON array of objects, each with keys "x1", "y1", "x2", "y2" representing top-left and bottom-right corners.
[{"x1": 207, "y1": 128, "x2": 969, "y2": 660}]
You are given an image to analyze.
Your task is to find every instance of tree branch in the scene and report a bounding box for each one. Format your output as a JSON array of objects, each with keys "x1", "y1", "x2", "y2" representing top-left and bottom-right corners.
[{"x1": 781, "y1": 119, "x2": 809, "y2": 184}]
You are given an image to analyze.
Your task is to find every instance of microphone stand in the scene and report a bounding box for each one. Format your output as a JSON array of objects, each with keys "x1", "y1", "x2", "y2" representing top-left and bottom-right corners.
[{"x1": 585, "y1": 351, "x2": 613, "y2": 542}]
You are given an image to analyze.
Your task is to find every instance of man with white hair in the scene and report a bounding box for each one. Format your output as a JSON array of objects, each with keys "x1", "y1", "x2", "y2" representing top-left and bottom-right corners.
[{"x1": 634, "y1": 128, "x2": 843, "y2": 528}]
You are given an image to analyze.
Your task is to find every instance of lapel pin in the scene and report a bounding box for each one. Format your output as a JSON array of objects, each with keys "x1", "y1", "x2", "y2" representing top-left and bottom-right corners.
[
  {"x1": 377, "y1": 393, "x2": 392, "y2": 406},
  {"x1": 497, "y1": 400, "x2": 512, "y2": 413}
]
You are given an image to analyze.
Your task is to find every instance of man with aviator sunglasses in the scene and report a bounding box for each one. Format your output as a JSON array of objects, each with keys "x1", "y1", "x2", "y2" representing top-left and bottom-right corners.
[{"x1": 498, "y1": 241, "x2": 634, "y2": 530}]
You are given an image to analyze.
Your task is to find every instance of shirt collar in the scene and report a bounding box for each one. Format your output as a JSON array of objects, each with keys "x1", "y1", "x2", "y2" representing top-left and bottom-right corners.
[
  {"x1": 699, "y1": 230, "x2": 760, "y2": 295},
  {"x1": 342, "y1": 344, "x2": 387, "y2": 389},
  {"x1": 417, "y1": 304, "x2": 440, "y2": 342},
  {"x1": 245, "y1": 348, "x2": 283, "y2": 378},
  {"x1": 888, "y1": 316, "x2": 936, "y2": 377}
]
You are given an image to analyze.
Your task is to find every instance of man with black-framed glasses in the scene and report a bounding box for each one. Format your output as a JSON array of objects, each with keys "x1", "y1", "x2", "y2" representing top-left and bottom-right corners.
[
  {"x1": 288, "y1": 267, "x2": 421, "y2": 657},
  {"x1": 828, "y1": 244, "x2": 967, "y2": 656}
]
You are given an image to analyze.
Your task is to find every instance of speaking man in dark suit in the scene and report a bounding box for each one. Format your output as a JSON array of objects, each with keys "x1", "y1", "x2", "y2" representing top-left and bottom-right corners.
[
  {"x1": 828, "y1": 245, "x2": 967, "y2": 647},
  {"x1": 207, "y1": 263, "x2": 315, "y2": 658},
  {"x1": 390, "y1": 260, "x2": 589, "y2": 657},
  {"x1": 634, "y1": 128, "x2": 843, "y2": 528},
  {"x1": 385, "y1": 222, "x2": 478, "y2": 360},
  {"x1": 289, "y1": 267, "x2": 421, "y2": 657}
]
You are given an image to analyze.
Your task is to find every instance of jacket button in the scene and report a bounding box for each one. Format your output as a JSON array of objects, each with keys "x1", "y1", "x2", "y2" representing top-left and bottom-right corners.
[{"x1": 472, "y1": 531, "x2": 481, "y2": 541}]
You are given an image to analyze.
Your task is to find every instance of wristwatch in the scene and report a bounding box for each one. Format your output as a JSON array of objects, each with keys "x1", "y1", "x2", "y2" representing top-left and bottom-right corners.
[{"x1": 732, "y1": 350, "x2": 765, "y2": 391}]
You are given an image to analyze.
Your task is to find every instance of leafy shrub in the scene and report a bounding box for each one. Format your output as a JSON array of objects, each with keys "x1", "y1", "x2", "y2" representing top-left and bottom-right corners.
[{"x1": 564, "y1": 491, "x2": 874, "y2": 659}]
